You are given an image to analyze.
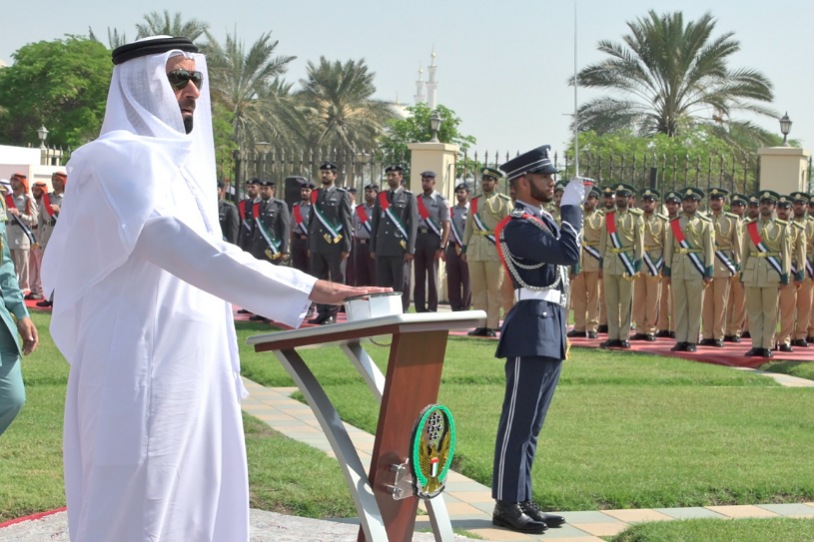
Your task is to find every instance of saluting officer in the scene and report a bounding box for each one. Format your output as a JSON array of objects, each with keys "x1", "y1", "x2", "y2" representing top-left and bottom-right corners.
[
  {"x1": 741, "y1": 191, "x2": 790, "y2": 358},
  {"x1": 598, "y1": 183, "x2": 644, "y2": 348},
  {"x1": 664, "y1": 187, "x2": 713, "y2": 352},
  {"x1": 462, "y1": 167, "x2": 512, "y2": 337},
  {"x1": 791, "y1": 192, "x2": 814, "y2": 346},
  {"x1": 775, "y1": 195, "x2": 806, "y2": 351},
  {"x1": 490, "y1": 145, "x2": 581, "y2": 535},
  {"x1": 290, "y1": 178, "x2": 314, "y2": 274},
  {"x1": 632, "y1": 188, "x2": 667, "y2": 341},
  {"x1": 237, "y1": 177, "x2": 262, "y2": 252},
  {"x1": 597, "y1": 185, "x2": 616, "y2": 334},
  {"x1": 370, "y1": 164, "x2": 419, "y2": 312},
  {"x1": 414, "y1": 171, "x2": 451, "y2": 312},
  {"x1": 447, "y1": 183, "x2": 472, "y2": 311},
  {"x1": 657, "y1": 191, "x2": 682, "y2": 338},
  {"x1": 351, "y1": 183, "x2": 378, "y2": 286},
  {"x1": 568, "y1": 184, "x2": 602, "y2": 338},
  {"x1": 308, "y1": 162, "x2": 353, "y2": 325},
  {"x1": 700, "y1": 188, "x2": 741, "y2": 347},
  {"x1": 724, "y1": 193, "x2": 749, "y2": 342},
  {"x1": 250, "y1": 179, "x2": 290, "y2": 265}
]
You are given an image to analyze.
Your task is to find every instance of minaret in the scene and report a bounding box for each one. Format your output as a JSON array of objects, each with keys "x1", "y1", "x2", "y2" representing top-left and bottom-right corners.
[
  {"x1": 414, "y1": 64, "x2": 426, "y2": 105},
  {"x1": 426, "y1": 49, "x2": 438, "y2": 109}
]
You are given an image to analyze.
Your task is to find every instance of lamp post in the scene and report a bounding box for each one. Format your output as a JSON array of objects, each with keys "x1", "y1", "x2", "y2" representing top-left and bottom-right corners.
[
  {"x1": 779, "y1": 112, "x2": 792, "y2": 147},
  {"x1": 429, "y1": 109, "x2": 441, "y2": 143},
  {"x1": 37, "y1": 125, "x2": 49, "y2": 164}
]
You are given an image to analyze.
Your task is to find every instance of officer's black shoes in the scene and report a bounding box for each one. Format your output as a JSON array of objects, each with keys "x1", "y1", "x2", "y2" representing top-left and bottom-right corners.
[
  {"x1": 699, "y1": 338, "x2": 715, "y2": 346},
  {"x1": 492, "y1": 501, "x2": 547, "y2": 533},
  {"x1": 587, "y1": 331, "x2": 599, "y2": 339},
  {"x1": 670, "y1": 342, "x2": 687, "y2": 352},
  {"x1": 484, "y1": 328, "x2": 498, "y2": 337},
  {"x1": 724, "y1": 335, "x2": 741, "y2": 343},
  {"x1": 761, "y1": 348, "x2": 773, "y2": 358},
  {"x1": 237, "y1": 309, "x2": 251, "y2": 314},
  {"x1": 597, "y1": 325, "x2": 609, "y2": 333},
  {"x1": 566, "y1": 329, "x2": 586, "y2": 338},
  {"x1": 807, "y1": 336, "x2": 814, "y2": 344},
  {"x1": 36, "y1": 300, "x2": 53, "y2": 308},
  {"x1": 713, "y1": 339, "x2": 724, "y2": 347},
  {"x1": 248, "y1": 314, "x2": 269, "y2": 322},
  {"x1": 308, "y1": 315, "x2": 335, "y2": 325},
  {"x1": 655, "y1": 330, "x2": 670, "y2": 338},
  {"x1": 618, "y1": 340, "x2": 631, "y2": 349},
  {"x1": 319, "y1": 316, "x2": 336, "y2": 325},
  {"x1": 684, "y1": 343, "x2": 697, "y2": 352},
  {"x1": 631, "y1": 333, "x2": 648, "y2": 341},
  {"x1": 520, "y1": 500, "x2": 566, "y2": 527},
  {"x1": 741, "y1": 331, "x2": 751, "y2": 339},
  {"x1": 779, "y1": 343, "x2": 793, "y2": 352},
  {"x1": 744, "y1": 348, "x2": 759, "y2": 357},
  {"x1": 793, "y1": 339, "x2": 809, "y2": 347},
  {"x1": 599, "y1": 340, "x2": 618, "y2": 348},
  {"x1": 645, "y1": 334, "x2": 657, "y2": 342},
  {"x1": 467, "y1": 327, "x2": 486, "y2": 337},
  {"x1": 307, "y1": 316, "x2": 324, "y2": 325}
]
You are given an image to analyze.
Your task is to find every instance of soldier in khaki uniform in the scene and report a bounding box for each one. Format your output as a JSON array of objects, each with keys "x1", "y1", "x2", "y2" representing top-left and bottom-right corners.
[
  {"x1": 741, "y1": 191, "x2": 790, "y2": 358},
  {"x1": 462, "y1": 167, "x2": 512, "y2": 337},
  {"x1": 724, "y1": 193, "x2": 749, "y2": 342},
  {"x1": 568, "y1": 185, "x2": 602, "y2": 339},
  {"x1": 700, "y1": 188, "x2": 742, "y2": 347},
  {"x1": 597, "y1": 185, "x2": 616, "y2": 334},
  {"x1": 664, "y1": 187, "x2": 714, "y2": 352},
  {"x1": 632, "y1": 189, "x2": 666, "y2": 341},
  {"x1": 599, "y1": 183, "x2": 644, "y2": 348},
  {"x1": 791, "y1": 192, "x2": 814, "y2": 347},
  {"x1": 775, "y1": 196, "x2": 806, "y2": 351},
  {"x1": 739, "y1": 195, "x2": 762, "y2": 339},
  {"x1": 657, "y1": 191, "x2": 681, "y2": 338},
  {"x1": 808, "y1": 197, "x2": 814, "y2": 343}
]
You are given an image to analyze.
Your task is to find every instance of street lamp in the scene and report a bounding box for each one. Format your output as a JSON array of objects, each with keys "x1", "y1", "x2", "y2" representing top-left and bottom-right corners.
[
  {"x1": 429, "y1": 110, "x2": 441, "y2": 143},
  {"x1": 37, "y1": 125, "x2": 48, "y2": 150},
  {"x1": 254, "y1": 141, "x2": 272, "y2": 179},
  {"x1": 779, "y1": 112, "x2": 792, "y2": 147}
]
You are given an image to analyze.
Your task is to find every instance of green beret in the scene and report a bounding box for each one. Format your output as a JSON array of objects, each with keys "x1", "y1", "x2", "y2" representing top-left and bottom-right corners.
[
  {"x1": 614, "y1": 183, "x2": 637, "y2": 197},
  {"x1": 708, "y1": 187, "x2": 729, "y2": 199},
  {"x1": 730, "y1": 193, "x2": 748, "y2": 205},
  {"x1": 481, "y1": 167, "x2": 503, "y2": 180},
  {"x1": 757, "y1": 190, "x2": 780, "y2": 203},
  {"x1": 639, "y1": 188, "x2": 660, "y2": 200},
  {"x1": 680, "y1": 187, "x2": 705, "y2": 200}
]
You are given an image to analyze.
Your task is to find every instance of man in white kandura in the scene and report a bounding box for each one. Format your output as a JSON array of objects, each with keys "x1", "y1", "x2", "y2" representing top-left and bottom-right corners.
[{"x1": 41, "y1": 36, "x2": 386, "y2": 542}]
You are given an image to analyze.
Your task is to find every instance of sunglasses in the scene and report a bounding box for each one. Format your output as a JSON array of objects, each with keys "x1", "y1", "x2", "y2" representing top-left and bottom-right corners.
[{"x1": 167, "y1": 69, "x2": 204, "y2": 91}]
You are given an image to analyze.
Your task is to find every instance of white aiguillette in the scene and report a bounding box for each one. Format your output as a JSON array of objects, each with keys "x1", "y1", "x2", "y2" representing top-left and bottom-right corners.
[{"x1": 344, "y1": 292, "x2": 403, "y2": 321}]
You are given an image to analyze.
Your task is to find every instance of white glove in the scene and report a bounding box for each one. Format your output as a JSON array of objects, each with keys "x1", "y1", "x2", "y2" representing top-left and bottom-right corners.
[{"x1": 561, "y1": 177, "x2": 594, "y2": 207}]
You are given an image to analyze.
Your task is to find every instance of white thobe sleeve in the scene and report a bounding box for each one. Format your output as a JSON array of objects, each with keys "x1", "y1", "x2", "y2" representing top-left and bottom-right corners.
[{"x1": 135, "y1": 216, "x2": 316, "y2": 328}]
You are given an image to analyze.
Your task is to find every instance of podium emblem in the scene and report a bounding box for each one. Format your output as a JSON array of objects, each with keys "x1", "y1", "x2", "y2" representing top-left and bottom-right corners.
[{"x1": 410, "y1": 404, "x2": 456, "y2": 499}]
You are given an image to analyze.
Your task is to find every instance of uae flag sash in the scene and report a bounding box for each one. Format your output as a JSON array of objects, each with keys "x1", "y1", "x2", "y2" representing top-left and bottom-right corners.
[
  {"x1": 416, "y1": 197, "x2": 441, "y2": 236},
  {"x1": 746, "y1": 221, "x2": 783, "y2": 276},
  {"x1": 605, "y1": 212, "x2": 635, "y2": 276},
  {"x1": 238, "y1": 200, "x2": 252, "y2": 232},
  {"x1": 41, "y1": 192, "x2": 57, "y2": 221},
  {"x1": 470, "y1": 197, "x2": 496, "y2": 244},
  {"x1": 355, "y1": 205, "x2": 372, "y2": 234},
  {"x1": 670, "y1": 218, "x2": 706, "y2": 276},
  {"x1": 292, "y1": 204, "x2": 308, "y2": 235},
  {"x1": 3, "y1": 194, "x2": 35, "y2": 245},
  {"x1": 310, "y1": 189, "x2": 343, "y2": 243},
  {"x1": 642, "y1": 251, "x2": 663, "y2": 276},
  {"x1": 449, "y1": 206, "x2": 464, "y2": 246},
  {"x1": 378, "y1": 191, "x2": 409, "y2": 249}
]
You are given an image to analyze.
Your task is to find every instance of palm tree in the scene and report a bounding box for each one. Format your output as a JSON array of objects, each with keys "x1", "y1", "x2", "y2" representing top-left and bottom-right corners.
[
  {"x1": 203, "y1": 30, "x2": 299, "y2": 149},
  {"x1": 135, "y1": 10, "x2": 209, "y2": 42},
  {"x1": 573, "y1": 10, "x2": 776, "y2": 144},
  {"x1": 296, "y1": 57, "x2": 395, "y2": 154}
]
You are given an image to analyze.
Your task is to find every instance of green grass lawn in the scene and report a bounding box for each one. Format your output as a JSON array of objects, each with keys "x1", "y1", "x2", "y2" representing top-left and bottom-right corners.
[
  {"x1": 610, "y1": 517, "x2": 814, "y2": 542},
  {"x1": 4, "y1": 311, "x2": 814, "y2": 542}
]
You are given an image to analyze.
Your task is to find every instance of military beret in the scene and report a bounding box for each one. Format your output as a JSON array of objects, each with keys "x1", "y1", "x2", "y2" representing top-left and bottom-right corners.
[
  {"x1": 757, "y1": 190, "x2": 780, "y2": 203},
  {"x1": 420, "y1": 170, "x2": 436, "y2": 178},
  {"x1": 364, "y1": 183, "x2": 380, "y2": 191},
  {"x1": 777, "y1": 195, "x2": 792, "y2": 207},
  {"x1": 663, "y1": 191, "x2": 681, "y2": 203},
  {"x1": 319, "y1": 161, "x2": 338, "y2": 171},
  {"x1": 790, "y1": 191, "x2": 810, "y2": 204},
  {"x1": 385, "y1": 164, "x2": 404, "y2": 173},
  {"x1": 708, "y1": 187, "x2": 729, "y2": 198},
  {"x1": 248, "y1": 177, "x2": 262, "y2": 185},
  {"x1": 481, "y1": 167, "x2": 503, "y2": 181},
  {"x1": 639, "y1": 188, "x2": 660, "y2": 200},
  {"x1": 680, "y1": 187, "x2": 705, "y2": 200},
  {"x1": 454, "y1": 183, "x2": 470, "y2": 192},
  {"x1": 500, "y1": 145, "x2": 558, "y2": 182},
  {"x1": 614, "y1": 183, "x2": 637, "y2": 197},
  {"x1": 730, "y1": 193, "x2": 748, "y2": 205}
]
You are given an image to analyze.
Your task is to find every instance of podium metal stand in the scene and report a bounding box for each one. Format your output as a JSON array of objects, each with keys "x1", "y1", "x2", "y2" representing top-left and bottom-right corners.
[{"x1": 248, "y1": 311, "x2": 487, "y2": 542}]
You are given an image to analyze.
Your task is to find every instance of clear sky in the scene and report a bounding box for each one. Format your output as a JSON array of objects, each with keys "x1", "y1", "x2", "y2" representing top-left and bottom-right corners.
[{"x1": 2, "y1": 0, "x2": 812, "y2": 161}]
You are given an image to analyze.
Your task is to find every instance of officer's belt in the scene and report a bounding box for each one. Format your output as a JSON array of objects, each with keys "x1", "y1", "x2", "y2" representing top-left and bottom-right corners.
[
  {"x1": 355, "y1": 238, "x2": 370, "y2": 244},
  {"x1": 609, "y1": 247, "x2": 632, "y2": 254},
  {"x1": 473, "y1": 230, "x2": 494, "y2": 236},
  {"x1": 750, "y1": 251, "x2": 780, "y2": 258},
  {"x1": 714, "y1": 245, "x2": 733, "y2": 250},
  {"x1": 678, "y1": 248, "x2": 701, "y2": 254},
  {"x1": 515, "y1": 288, "x2": 562, "y2": 305},
  {"x1": 418, "y1": 226, "x2": 431, "y2": 234}
]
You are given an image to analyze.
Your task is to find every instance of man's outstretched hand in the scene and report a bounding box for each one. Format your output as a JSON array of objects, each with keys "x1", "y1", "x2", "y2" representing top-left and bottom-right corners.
[{"x1": 308, "y1": 280, "x2": 393, "y2": 305}]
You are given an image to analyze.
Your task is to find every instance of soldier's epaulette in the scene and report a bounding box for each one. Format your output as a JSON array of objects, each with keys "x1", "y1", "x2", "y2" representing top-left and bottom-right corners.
[
  {"x1": 792, "y1": 221, "x2": 805, "y2": 230},
  {"x1": 698, "y1": 214, "x2": 713, "y2": 222},
  {"x1": 336, "y1": 186, "x2": 347, "y2": 192},
  {"x1": 657, "y1": 213, "x2": 669, "y2": 221},
  {"x1": 509, "y1": 207, "x2": 525, "y2": 218},
  {"x1": 629, "y1": 208, "x2": 644, "y2": 215},
  {"x1": 497, "y1": 193, "x2": 511, "y2": 200},
  {"x1": 725, "y1": 211, "x2": 739, "y2": 219},
  {"x1": 776, "y1": 219, "x2": 788, "y2": 225},
  {"x1": 744, "y1": 218, "x2": 757, "y2": 225}
]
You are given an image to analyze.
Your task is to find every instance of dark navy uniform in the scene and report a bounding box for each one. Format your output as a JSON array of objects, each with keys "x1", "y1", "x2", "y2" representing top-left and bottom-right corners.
[
  {"x1": 308, "y1": 185, "x2": 353, "y2": 320},
  {"x1": 370, "y1": 185, "x2": 419, "y2": 311},
  {"x1": 290, "y1": 200, "x2": 312, "y2": 273},
  {"x1": 218, "y1": 199, "x2": 239, "y2": 244},
  {"x1": 414, "y1": 186, "x2": 450, "y2": 312},
  {"x1": 352, "y1": 198, "x2": 376, "y2": 286},
  {"x1": 251, "y1": 196, "x2": 290, "y2": 263}
]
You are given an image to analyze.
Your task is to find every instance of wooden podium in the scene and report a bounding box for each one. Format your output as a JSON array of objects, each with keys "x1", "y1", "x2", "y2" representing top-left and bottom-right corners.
[{"x1": 248, "y1": 311, "x2": 487, "y2": 542}]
